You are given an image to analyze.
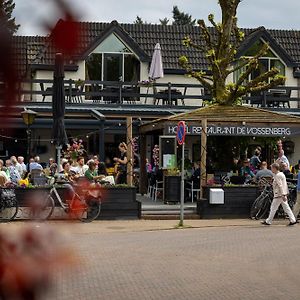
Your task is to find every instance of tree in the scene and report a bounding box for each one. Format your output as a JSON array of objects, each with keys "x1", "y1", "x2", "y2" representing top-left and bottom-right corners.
[
  {"x1": 172, "y1": 6, "x2": 196, "y2": 26},
  {"x1": 0, "y1": 0, "x2": 19, "y2": 34},
  {"x1": 159, "y1": 17, "x2": 169, "y2": 26},
  {"x1": 134, "y1": 16, "x2": 151, "y2": 25},
  {"x1": 179, "y1": 0, "x2": 285, "y2": 106}
]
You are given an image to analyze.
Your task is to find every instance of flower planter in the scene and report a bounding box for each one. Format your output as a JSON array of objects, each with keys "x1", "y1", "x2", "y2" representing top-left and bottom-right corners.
[
  {"x1": 11, "y1": 186, "x2": 140, "y2": 220},
  {"x1": 100, "y1": 186, "x2": 140, "y2": 219},
  {"x1": 197, "y1": 186, "x2": 259, "y2": 219}
]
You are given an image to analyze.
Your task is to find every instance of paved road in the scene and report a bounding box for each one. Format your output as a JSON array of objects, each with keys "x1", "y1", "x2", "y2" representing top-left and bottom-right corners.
[{"x1": 41, "y1": 222, "x2": 300, "y2": 300}]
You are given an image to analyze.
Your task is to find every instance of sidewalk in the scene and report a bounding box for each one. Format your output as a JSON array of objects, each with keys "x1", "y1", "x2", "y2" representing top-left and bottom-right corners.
[{"x1": 1, "y1": 218, "x2": 269, "y2": 234}]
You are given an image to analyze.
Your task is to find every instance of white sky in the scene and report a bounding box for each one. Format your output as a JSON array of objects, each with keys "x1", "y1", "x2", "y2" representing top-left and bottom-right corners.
[{"x1": 14, "y1": 0, "x2": 300, "y2": 36}]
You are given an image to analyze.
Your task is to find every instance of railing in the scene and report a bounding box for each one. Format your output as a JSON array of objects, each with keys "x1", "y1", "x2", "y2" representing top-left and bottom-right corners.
[{"x1": 2, "y1": 79, "x2": 300, "y2": 109}]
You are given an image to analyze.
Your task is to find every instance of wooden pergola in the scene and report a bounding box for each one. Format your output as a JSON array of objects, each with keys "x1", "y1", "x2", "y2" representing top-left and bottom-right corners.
[{"x1": 139, "y1": 105, "x2": 300, "y2": 195}]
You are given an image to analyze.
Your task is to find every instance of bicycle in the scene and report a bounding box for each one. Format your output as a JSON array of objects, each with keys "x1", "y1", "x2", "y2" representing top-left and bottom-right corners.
[
  {"x1": 250, "y1": 179, "x2": 297, "y2": 220},
  {"x1": 0, "y1": 187, "x2": 18, "y2": 222},
  {"x1": 36, "y1": 178, "x2": 102, "y2": 222}
]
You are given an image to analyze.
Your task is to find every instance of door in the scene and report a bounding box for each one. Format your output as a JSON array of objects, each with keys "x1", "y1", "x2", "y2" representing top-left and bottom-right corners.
[{"x1": 103, "y1": 54, "x2": 122, "y2": 82}]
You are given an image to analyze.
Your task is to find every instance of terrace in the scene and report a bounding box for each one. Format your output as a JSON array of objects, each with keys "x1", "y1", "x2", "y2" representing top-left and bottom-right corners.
[{"x1": 7, "y1": 79, "x2": 300, "y2": 114}]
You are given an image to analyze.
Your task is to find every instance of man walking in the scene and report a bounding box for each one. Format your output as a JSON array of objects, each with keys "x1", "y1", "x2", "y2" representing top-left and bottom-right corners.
[{"x1": 262, "y1": 163, "x2": 296, "y2": 226}]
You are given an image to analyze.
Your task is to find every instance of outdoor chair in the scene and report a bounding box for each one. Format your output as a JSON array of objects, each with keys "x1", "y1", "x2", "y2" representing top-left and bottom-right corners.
[
  {"x1": 40, "y1": 83, "x2": 53, "y2": 102},
  {"x1": 186, "y1": 181, "x2": 200, "y2": 203},
  {"x1": 152, "y1": 180, "x2": 163, "y2": 202},
  {"x1": 147, "y1": 178, "x2": 153, "y2": 198},
  {"x1": 30, "y1": 169, "x2": 47, "y2": 186}
]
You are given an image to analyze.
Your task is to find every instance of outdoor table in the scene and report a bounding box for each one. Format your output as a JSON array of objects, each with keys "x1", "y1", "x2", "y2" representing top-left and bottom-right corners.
[{"x1": 155, "y1": 89, "x2": 183, "y2": 106}]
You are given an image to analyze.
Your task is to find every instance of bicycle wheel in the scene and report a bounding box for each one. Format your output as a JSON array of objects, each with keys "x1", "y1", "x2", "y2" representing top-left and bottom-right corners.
[
  {"x1": 30, "y1": 194, "x2": 55, "y2": 221},
  {"x1": 71, "y1": 194, "x2": 101, "y2": 223},
  {"x1": 250, "y1": 193, "x2": 270, "y2": 220},
  {"x1": 0, "y1": 196, "x2": 18, "y2": 222}
]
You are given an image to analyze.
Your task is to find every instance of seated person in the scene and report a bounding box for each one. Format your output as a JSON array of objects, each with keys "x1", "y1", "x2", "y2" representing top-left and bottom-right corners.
[
  {"x1": 240, "y1": 159, "x2": 254, "y2": 181},
  {"x1": 291, "y1": 160, "x2": 300, "y2": 175},
  {"x1": 98, "y1": 162, "x2": 108, "y2": 177},
  {"x1": 255, "y1": 161, "x2": 273, "y2": 181},
  {"x1": 0, "y1": 174, "x2": 9, "y2": 187},
  {"x1": 29, "y1": 156, "x2": 43, "y2": 172},
  {"x1": 250, "y1": 149, "x2": 261, "y2": 172},
  {"x1": 7, "y1": 160, "x2": 21, "y2": 185},
  {"x1": 85, "y1": 160, "x2": 105, "y2": 182},
  {"x1": 281, "y1": 162, "x2": 293, "y2": 178}
]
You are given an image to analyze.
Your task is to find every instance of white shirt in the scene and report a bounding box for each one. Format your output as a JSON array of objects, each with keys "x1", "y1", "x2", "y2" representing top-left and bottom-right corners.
[
  {"x1": 15, "y1": 162, "x2": 23, "y2": 176},
  {"x1": 273, "y1": 171, "x2": 289, "y2": 198},
  {"x1": 71, "y1": 165, "x2": 89, "y2": 176}
]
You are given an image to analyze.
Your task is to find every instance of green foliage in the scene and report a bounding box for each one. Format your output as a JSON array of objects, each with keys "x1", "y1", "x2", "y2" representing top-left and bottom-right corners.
[
  {"x1": 172, "y1": 6, "x2": 196, "y2": 26},
  {"x1": 179, "y1": 0, "x2": 286, "y2": 106},
  {"x1": 134, "y1": 16, "x2": 150, "y2": 25},
  {"x1": 0, "y1": 0, "x2": 19, "y2": 34}
]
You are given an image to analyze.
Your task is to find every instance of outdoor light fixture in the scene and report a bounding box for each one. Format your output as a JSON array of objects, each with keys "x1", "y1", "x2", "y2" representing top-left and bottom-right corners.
[
  {"x1": 21, "y1": 109, "x2": 37, "y2": 160},
  {"x1": 242, "y1": 121, "x2": 246, "y2": 126},
  {"x1": 21, "y1": 109, "x2": 37, "y2": 126}
]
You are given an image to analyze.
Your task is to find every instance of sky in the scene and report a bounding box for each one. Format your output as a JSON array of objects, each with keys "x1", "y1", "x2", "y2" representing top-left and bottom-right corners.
[{"x1": 14, "y1": 0, "x2": 300, "y2": 36}]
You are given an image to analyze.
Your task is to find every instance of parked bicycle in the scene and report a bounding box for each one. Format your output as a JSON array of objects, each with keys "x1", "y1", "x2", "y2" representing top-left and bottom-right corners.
[
  {"x1": 250, "y1": 178, "x2": 296, "y2": 220},
  {"x1": 31, "y1": 178, "x2": 102, "y2": 222},
  {"x1": 0, "y1": 188, "x2": 18, "y2": 222}
]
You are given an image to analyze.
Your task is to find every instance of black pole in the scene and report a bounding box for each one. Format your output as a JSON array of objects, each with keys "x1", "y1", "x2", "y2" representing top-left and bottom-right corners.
[
  {"x1": 99, "y1": 120, "x2": 105, "y2": 161},
  {"x1": 139, "y1": 134, "x2": 147, "y2": 195},
  {"x1": 26, "y1": 124, "x2": 31, "y2": 161}
]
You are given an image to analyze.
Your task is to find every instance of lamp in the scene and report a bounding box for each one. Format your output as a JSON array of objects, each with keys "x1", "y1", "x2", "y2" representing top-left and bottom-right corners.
[
  {"x1": 21, "y1": 109, "x2": 37, "y2": 126},
  {"x1": 21, "y1": 109, "x2": 37, "y2": 160}
]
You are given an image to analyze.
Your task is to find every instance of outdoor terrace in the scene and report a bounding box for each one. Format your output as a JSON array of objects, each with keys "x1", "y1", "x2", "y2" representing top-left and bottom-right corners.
[{"x1": 3, "y1": 79, "x2": 300, "y2": 113}]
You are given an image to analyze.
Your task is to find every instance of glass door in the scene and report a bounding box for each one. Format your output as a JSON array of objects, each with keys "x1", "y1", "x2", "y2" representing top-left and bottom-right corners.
[{"x1": 103, "y1": 54, "x2": 122, "y2": 82}]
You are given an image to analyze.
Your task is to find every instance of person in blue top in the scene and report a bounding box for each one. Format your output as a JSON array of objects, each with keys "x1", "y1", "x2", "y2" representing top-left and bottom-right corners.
[
  {"x1": 292, "y1": 171, "x2": 300, "y2": 220},
  {"x1": 240, "y1": 159, "x2": 254, "y2": 183}
]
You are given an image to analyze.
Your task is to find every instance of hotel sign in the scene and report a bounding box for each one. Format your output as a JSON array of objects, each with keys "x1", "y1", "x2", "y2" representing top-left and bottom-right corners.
[{"x1": 166, "y1": 124, "x2": 300, "y2": 137}]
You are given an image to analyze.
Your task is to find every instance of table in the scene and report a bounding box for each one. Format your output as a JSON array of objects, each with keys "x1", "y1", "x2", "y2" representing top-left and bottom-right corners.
[{"x1": 155, "y1": 89, "x2": 184, "y2": 106}]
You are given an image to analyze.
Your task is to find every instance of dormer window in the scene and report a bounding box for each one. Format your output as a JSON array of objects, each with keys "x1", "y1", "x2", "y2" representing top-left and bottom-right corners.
[
  {"x1": 85, "y1": 33, "x2": 140, "y2": 82},
  {"x1": 234, "y1": 39, "x2": 286, "y2": 83}
]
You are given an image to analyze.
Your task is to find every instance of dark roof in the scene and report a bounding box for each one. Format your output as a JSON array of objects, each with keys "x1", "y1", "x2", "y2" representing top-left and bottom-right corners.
[
  {"x1": 15, "y1": 21, "x2": 300, "y2": 73},
  {"x1": 12, "y1": 35, "x2": 46, "y2": 78}
]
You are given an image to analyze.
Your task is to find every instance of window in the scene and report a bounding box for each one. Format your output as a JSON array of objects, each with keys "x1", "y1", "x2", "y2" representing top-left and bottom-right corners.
[
  {"x1": 104, "y1": 54, "x2": 122, "y2": 81},
  {"x1": 86, "y1": 53, "x2": 102, "y2": 80},
  {"x1": 85, "y1": 34, "x2": 140, "y2": 83},
  {"x1": 124, "y1": 54, "x2": 140, "y2": 82},
  {"x1": 95, "y1": 34, "x2": 131, "y2": 53},
  {"x1": 234, "y1": 39, "x2": 286, "y2": 84}
]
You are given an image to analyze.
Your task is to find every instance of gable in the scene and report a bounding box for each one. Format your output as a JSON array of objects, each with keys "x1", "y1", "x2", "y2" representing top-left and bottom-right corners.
[
  {"x1": 80, "y1": 21, "x2": 150, "y2": 62},
  {"x1": 93, "y1": 33, "x2": 131, "y2": 53},
  {"x1": 238, "y1": 27, "x2": 295, "y2": 67}
]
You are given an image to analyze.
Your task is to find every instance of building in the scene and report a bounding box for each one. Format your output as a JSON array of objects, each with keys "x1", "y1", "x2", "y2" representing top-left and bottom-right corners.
[{"x1": 2, "y1": 19, "x2": 300, "y2": 165}]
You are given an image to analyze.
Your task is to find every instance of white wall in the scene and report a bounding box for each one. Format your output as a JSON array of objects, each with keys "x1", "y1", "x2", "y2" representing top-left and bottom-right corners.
[{"x1": 33, "y1": 61, "x2": 85, "y2": 102}]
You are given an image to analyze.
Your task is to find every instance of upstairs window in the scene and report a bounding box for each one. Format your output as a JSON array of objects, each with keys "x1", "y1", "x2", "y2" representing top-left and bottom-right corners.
[
  {"x1": 234, "y1": 39, "x2": 286, "y2": 84},
  {"x1": 85, "y1": 34, "x2": 140, "y2": 82}
]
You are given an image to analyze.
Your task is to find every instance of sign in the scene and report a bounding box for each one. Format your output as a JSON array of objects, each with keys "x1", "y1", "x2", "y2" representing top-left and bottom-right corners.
[
  {"x1": 167, "y1": 124, "x2": 300, "y2": 137},
  {"x1": 176, "y1": 121, "x2": 186, "y2": 145}
]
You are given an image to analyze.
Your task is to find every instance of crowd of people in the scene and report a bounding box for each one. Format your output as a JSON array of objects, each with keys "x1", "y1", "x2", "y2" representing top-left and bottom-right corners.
[{"x1": 0, "y1": 142, "x2": 129, "y2": 188}]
